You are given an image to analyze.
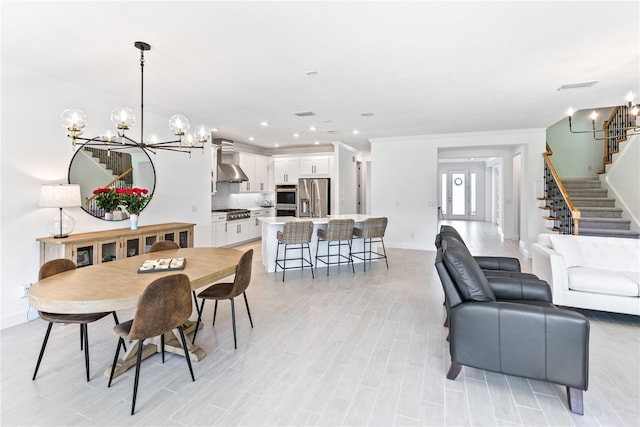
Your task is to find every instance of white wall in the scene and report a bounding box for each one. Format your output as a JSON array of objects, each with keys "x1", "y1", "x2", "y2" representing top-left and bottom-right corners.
[
  {"x1": 605, "y1": 135, "x2": 640, "y2": 231},
  {"x1": 1, "y1": 63, "x2": 212, "y2": 328},
  {"x1": 335, "y1": 143, "x2": 358, "y2": 215},
  {"x1": 546, "y1": 109, "x2": 613, "y2": 178},
  {"x1": 370, "y1": 129, "x2": 547, "y2": 251}
]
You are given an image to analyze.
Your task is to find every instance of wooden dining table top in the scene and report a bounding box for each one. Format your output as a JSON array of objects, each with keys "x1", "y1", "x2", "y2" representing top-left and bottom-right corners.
[{"x1": 29, "y1": 247, "x2": 244, "y2": 314}]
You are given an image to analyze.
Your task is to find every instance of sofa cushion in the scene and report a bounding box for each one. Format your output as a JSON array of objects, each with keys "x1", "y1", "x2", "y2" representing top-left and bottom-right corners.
[
  {"x1": 568, "y1": 267, "x2": 640, "y2": 297},
  {"x1": 443, "y1": 239, "x2": 495, "y2": 302},
  {"x1": 576, "y1": 235, "x2": 640, "y2": 272},
  {"x1": 549, "y1": 235, "x2": 584, "y2": 268}
]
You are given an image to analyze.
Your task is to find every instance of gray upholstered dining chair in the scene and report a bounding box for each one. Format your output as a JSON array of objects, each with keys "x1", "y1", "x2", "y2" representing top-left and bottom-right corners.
[
  {"x1": 351, "y1": 217, "x2": 389, "y2": 271},
  {"x1": 275, "y1": 221, "x2": 315, "y2": 281},
  {"x1": 192, "y1": 249, "x2": 254, "y2": 349},
  {"x1": 315, "y1": 218, "x2": 355, "y2": 275},
  {"x1": 108, "y1": 273, "x2": 195, "y2": 415},
  {"x1": 33, "y1": 258, "x2": 122, "y2": 382}
]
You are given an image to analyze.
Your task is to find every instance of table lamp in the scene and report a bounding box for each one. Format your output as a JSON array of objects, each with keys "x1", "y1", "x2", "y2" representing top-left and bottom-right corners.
[{"x1": 39, "y1": 184, "x2": 81, "y2": 238}]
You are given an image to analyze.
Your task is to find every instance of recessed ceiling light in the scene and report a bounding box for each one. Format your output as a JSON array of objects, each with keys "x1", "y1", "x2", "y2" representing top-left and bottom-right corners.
[
  {"x1": 274, "y1": 144, "x2": 279, "y2": 147},
  {"x1": 314, "y1": 141, "x2": 320, "y2": 145},
  {"x1": 293, "y1": 133, "x2": 300, "y2": 138},
  {"x1": 248, "y1": 137, "x2": 255, "y2": 141},
  {"x1": 260, "y1": 121, "x2": 269, "y2": 126},
  {"x1": 352, "y1": 130, "x2": 360, "y2": 135},
  {"x1": 210, "y1": 127, "x2": 218, "y2": 132},
  {"x1": 361, "y1": 112, "x2": 375, "y2": 117},
  {"x1": 309, "y1": 126, "x2": 316, "y2": 131}
]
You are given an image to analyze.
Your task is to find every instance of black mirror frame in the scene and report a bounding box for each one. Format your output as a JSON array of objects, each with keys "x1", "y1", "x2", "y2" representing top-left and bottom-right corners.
[{"x1": 67, "y1": 143, "x2": 156, "y2": 221}]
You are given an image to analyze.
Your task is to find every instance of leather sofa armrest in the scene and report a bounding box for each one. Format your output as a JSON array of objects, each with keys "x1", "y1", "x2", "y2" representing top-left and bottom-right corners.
[
  {"x1": 450, "y1": 302, "x2": 589, "y2": 390},
  {"x1": 487, "y1": 276, "x2": 552, "y2": 302},
  {"x1": 473, "y1": 256, "x2": 521, "y2": 272}
]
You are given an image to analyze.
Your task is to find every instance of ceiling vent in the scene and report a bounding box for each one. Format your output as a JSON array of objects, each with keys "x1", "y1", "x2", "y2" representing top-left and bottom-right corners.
[
  {"x1": 326, "y1": 130, "x2": 339, "y2": 134},
  {"x1": 294, "y1": 111, "x2": 315, "y2": 117},
  {"x1": 557, "y1": 81, "x2": 599, "y2": 91}
]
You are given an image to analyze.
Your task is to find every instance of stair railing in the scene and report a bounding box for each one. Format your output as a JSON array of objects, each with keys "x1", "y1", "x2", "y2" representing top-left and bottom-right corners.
[
  {"x1": 83, "y1": 147, "x2": 133, "y2": 185},
  {"x1": 542, "y1": 145, "x2": 580, "y2": 235},
  {"x1": 602, "y1": 105, "x2": 635, "y2": 172}
]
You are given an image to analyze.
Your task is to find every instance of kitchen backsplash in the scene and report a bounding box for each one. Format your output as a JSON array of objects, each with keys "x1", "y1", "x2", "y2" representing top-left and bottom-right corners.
[{"x1": 212, "y1": 185, "x2": 275, "y2": 210}]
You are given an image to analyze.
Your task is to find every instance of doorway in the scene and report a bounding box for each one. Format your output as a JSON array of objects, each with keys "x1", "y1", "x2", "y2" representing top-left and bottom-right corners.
[{"x1": 439, "y1": 168, "x2": 485, "y2": 221}]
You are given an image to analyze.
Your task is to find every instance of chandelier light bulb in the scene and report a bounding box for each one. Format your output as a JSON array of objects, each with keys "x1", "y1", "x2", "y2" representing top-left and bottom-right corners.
[
  {"x1": 590, "y1": 111, "x2": 598, "y2": 121},
  {"x1": 61, "y1": 109, "x2": 87, "y2": 133},
  {"x1": 184, "y1": 132, "x2": 196, "y2": 147},
  {"x1": 193, "y1": 124, "x2": 211, "y2": 143},
  {"x1": 626, "y1": 91, "x2": 634, "y2": 103},
  {"x1": 632, "y1": 106, "x2": 639, "y2": 116},
  {"x1": 566, "y1": 107, "x2": 574, "y2": 117},
  {"x1": 110, "y1": 107, "x2": 135, "y2": 130},
  {"x1": 101, "y1": 129, "x2": 117, "y2": 142},
  {"x1": 169, "y1": 114, "x2": 190, "y2": 136}
]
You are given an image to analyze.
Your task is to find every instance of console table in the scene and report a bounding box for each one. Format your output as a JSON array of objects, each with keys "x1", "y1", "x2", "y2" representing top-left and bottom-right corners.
[{"x1": 36, "y1": 222, "x2": 195, "y2": 267}]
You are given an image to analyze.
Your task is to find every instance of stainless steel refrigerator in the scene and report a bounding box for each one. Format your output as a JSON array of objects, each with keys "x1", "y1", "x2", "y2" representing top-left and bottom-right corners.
[{"x1": 298, "y1": 178, "x2": 330, "y2": 218}]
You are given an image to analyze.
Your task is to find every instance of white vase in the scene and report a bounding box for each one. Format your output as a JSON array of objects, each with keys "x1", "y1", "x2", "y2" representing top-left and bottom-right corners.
[
  {"x1": 130, "y1": 214, "x2": 139, "y2": 230},
  {"x1": 104, "y1": 212, "x2": 114, "y2": 221}
]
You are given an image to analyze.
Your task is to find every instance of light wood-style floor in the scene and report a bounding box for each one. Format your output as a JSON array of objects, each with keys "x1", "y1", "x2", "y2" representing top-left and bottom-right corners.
[{"x1": 2, "y1": 221, "x2": 639, "y2": 426}]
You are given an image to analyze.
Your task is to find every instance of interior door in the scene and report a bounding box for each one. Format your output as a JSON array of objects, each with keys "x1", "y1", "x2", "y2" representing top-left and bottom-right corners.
[{"x1": 440, "y1": 169, "x2": 484, "y2": 221}]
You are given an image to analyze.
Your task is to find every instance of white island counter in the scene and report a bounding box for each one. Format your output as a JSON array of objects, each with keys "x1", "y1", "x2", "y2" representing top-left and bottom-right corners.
[{"x1": 259, "y1": 215, "x2": 374, "y2": 273}]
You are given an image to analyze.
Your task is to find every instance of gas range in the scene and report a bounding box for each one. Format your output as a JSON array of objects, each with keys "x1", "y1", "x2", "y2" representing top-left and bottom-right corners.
[{"x1": 212, "y1": 209, "x2": 251, "y2": 221}]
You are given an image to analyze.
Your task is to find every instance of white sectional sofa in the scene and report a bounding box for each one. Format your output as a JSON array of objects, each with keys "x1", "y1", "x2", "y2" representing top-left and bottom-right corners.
[{"x1": 531, "y1": 234, "x2": 640, "y2": 315}]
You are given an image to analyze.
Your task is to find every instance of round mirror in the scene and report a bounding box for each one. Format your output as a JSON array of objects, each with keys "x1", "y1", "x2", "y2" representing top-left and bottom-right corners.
[{"x1": 68, "y1": 143, "x2": 156, "y2": 220}]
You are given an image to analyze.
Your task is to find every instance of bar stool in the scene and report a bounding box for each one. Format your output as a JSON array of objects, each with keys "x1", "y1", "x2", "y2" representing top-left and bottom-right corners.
[
  {"x1": 315, "y1": 219, "x2": 355, "y2": 276},
  {"x1": 352, "y1": 217, "x2": 389, "y2": 271},
  {"x1": 275, "y1": 221, "x2": 315, "y2": 282}
]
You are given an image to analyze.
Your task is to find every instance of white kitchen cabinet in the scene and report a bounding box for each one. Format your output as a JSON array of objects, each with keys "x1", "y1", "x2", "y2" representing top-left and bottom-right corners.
[
  {"x1": 273, "y1": 158, "x2": 299, "y2": 184},
  {"x1": 249, "y1": 208, "x2": 274, "y2": 239},
  {"x1": 226, "y1": 219, "x2": 250, "y2": 245},
  {"x1": 299, "y1": 156, "x2": 330, "y2": 176},
  {"x1": 238, "y1": 152, "x2": 270, "y2": 192}
]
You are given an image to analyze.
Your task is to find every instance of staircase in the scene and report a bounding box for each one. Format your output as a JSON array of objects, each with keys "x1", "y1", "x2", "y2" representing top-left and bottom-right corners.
[{"x1": 563, "y1": 178, "x2": 639, "y2": 238}]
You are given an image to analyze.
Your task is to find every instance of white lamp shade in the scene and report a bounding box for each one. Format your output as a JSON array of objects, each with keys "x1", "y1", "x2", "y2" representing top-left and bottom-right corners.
[{"x1": 39, "y1": 184, "x2": 81, "y2": 208}]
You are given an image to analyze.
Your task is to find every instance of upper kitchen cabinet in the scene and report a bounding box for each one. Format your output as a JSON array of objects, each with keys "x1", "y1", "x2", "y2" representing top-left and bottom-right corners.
[
  {"x1": 299, "y1": 156, "x2": 331, "y2": 177},
  {"x1": 238, "y1": 152, "x2": 270, "y2": 192},
  {"x1": 273, "y1": 158, "x2": 300, "y2": 184}
]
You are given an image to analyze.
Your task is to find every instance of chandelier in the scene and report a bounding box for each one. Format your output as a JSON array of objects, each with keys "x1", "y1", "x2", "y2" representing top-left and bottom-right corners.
[
  {"x1": 567, "y1": 92, "x2": 639, "y2": 141},
  {"x1": 61, "y1": 41, "x2": 210, "y2": 156}
]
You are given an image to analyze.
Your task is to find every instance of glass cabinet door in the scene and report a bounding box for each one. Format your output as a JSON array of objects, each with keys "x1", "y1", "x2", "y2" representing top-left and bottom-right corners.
[
  {"x1": 164, "y1": 232, "x2": 175, "y2": 242},
  {"x1": 178, "y1": 230, "x2": 190, "y2": 248},
  {"x1": 125, "y1": 237, "x2": 141, "y2": 257},
  {"x1": 143, "y1": 234, "x2": 159, "y2": 253},
  {"x1": 74, "y1": 244, "x2": 95, "y2": 268},
  {"x1": 98, "y1": 240, "x2": 119, "y2": 263}
]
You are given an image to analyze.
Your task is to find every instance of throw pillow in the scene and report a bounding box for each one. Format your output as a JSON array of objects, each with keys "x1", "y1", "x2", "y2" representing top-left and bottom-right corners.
[
  {"x1": 442, "y1": 239, "x2": 495, "y2": 302},
  {"x1": 549, "y1": 235, "x2": 585, "y2": 268}
]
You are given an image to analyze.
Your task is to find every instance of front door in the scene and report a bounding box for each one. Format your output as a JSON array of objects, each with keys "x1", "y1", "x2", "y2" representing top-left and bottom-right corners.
[{"x1": 440, "y1": 169, "x2": 484, "y2": 221}]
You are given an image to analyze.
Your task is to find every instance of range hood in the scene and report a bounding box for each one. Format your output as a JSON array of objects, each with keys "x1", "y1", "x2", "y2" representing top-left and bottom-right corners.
[{"x1": 214, "y1": 139, "x2": 249, "y2": 183}]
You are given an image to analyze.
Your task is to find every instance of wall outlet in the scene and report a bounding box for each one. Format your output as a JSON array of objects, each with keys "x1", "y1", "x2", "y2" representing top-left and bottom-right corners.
[{"x1": 19, "y1": 284, "x2": 31, "y2": 298}]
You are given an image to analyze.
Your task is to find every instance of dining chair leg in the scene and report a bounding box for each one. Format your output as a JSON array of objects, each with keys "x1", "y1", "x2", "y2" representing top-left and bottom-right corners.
[
  {"x1": 112, "y1": 312, "x2": 126, "y2": 351},
  {"x1": 230, "y1": 298, "x2": 237, "y2": 349},
  {"x1": 161, "y1": 334, "x2": 165, "y2": 363},
  {"x1": 213, "y1": 300, "x2": 219, "y2": 327},
  {"x1": 131, "y1": 340, "x2": 144, "y2": 415},
  {"x1": 177, "y1": 326, "x2": 195, "y2": 382},
  {"x1": 80, "y1": 324, "x2": 83, "y2": 350},
  {"x1": 192, "y1": 291, "x2": 201, "y2": 317},
  {"x1": 32, "y1": 322, "x2": 53, "y2": 380},
  {"x1": 282, "y1": 244, "x2": 287, "y2": 282},
  {"x1": 108, "y1": 338, "x2": 124, "y2": 387},
  {"x1": 82, "y1": 323, "x2": 90, "y2": 381},
  {"x1": 243, "y1": 292, "x2": 254, "y2": 328},
  {"x1": 192, "y1": 299, "x2": 206, "y2": 344}
]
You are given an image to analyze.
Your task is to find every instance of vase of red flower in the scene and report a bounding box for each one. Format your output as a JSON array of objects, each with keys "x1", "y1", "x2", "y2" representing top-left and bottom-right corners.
[
  {"x1": 92, "y1": 187, "x2": 120, "y2": 220},
  {"x1": 116, "y1": 187, "x2": 151, "y2": 229}
]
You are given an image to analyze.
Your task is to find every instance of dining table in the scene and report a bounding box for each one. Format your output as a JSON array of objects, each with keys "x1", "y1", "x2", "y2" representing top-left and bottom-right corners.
[{"x1": 28, "y1": 247, "x2": 244, "y2": 378}]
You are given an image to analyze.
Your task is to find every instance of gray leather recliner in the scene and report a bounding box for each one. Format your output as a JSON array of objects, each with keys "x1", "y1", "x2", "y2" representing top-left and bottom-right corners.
[{"x1": 435, "y1": 237, "x2": 590, "y2": 415}]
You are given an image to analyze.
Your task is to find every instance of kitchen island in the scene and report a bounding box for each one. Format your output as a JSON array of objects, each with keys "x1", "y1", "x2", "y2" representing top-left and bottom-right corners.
[{"x1": 259, "y1": 215, "x2": 375, "y2": 273}]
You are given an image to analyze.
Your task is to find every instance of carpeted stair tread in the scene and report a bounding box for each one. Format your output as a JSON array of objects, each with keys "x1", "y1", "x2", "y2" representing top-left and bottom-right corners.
[
  {"x1": 578, "y1": 228, "x2": 640, "y2": 238},
  {"x1": 579, "y1": 207, "x2": 623, "y2": 218},
  {"x1": 579, "y1": 218, "x2": 631, "y2": 230}
]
